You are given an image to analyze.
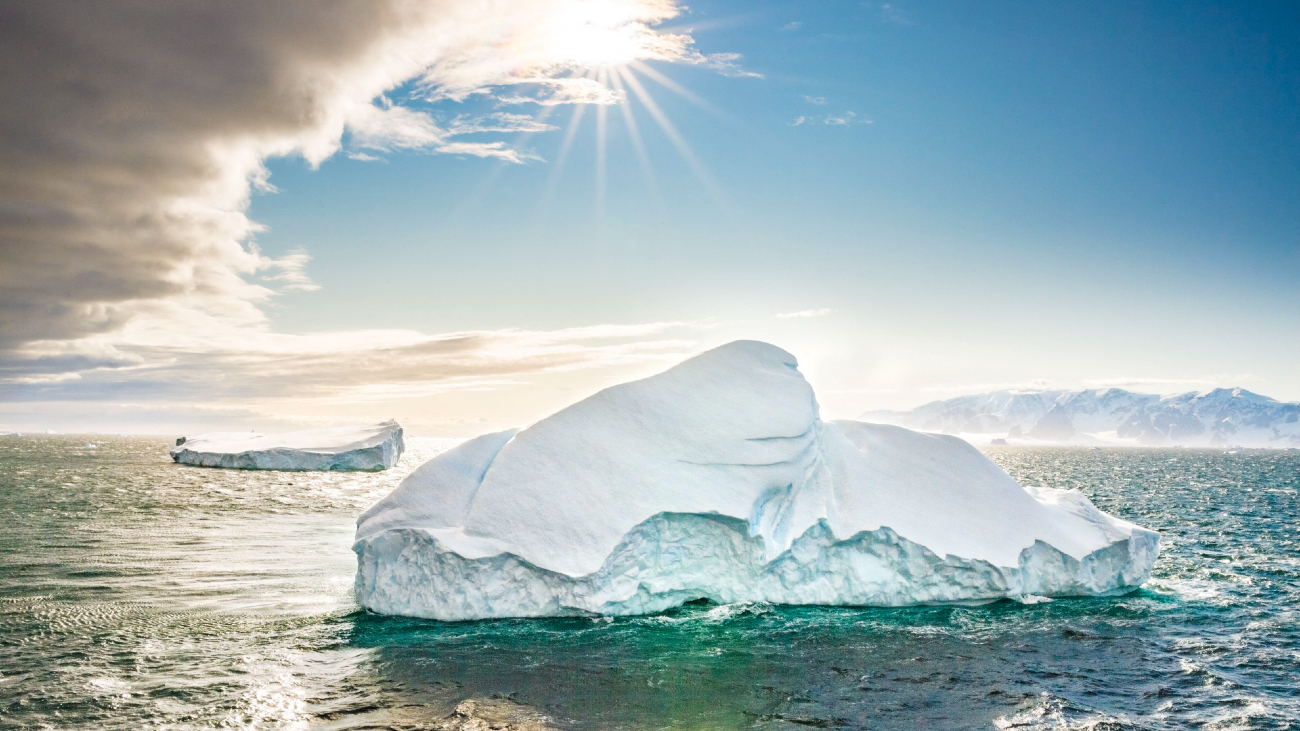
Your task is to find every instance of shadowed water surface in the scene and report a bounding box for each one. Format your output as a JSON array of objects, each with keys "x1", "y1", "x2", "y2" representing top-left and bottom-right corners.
[{"x1": 1, "y1": 437, "x2": 1297, "y2": 729}]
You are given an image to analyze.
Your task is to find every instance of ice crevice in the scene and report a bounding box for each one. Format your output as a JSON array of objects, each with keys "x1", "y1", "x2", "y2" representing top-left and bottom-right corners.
[{"x1": 354, "y1": 341, "x2": 1159, "y2": 621}]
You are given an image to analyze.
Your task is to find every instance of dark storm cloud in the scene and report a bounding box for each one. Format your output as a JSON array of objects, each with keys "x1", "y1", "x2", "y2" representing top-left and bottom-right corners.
[{"x1": 0, "y1": 1, "x2": 428, "y2": 346}]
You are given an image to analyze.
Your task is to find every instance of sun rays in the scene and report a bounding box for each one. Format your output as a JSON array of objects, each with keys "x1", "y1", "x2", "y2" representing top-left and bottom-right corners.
[
  {"x1": 419, "y1": 0, "x2": 748, "y2": 234},
  {"x1": 442, "y1": 58, "x2": 729, "y2": 235},
  {"x1": 520, "y1": 60, "x2": 730, "y2": 236}
]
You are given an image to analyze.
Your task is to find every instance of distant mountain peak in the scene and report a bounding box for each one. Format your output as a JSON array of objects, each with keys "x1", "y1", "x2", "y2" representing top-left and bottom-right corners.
[{"x1": 859, "y1": 386, "x2": 1299, "y2": 448}]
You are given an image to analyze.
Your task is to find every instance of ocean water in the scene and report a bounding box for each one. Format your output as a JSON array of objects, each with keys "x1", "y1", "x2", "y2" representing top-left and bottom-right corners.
[{"x1": 1, "y1": 436, "x2": 1297, "y2": 730}]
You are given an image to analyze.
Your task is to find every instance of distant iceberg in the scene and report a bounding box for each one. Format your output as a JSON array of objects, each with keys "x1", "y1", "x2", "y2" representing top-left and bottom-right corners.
[
  {"x1": 354, "y1": 342, "x2": 1157, "y2": 620},
  {"x1": 172, "y1": 421, "x2": 403, "y2": 471}
]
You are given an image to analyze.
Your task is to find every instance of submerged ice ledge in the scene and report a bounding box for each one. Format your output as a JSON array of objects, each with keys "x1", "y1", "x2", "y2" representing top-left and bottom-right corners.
[{"x1": 353, "y1": 341, "x2": 1159, "y2": 620}]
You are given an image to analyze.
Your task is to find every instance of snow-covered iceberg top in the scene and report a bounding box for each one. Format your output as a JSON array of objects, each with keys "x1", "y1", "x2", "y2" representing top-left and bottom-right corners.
[
  {"x1": 172, "y1": 420, "x2": 403, "y2": 471},
  {"x1": 354, "y1": 342, "x2": 1158, "y2": 620}
]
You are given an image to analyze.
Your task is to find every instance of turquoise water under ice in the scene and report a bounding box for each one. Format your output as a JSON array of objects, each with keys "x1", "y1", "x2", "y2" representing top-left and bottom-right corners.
[{"x1": 1, "y1": 436, "x2": 1298, "y2": 729}]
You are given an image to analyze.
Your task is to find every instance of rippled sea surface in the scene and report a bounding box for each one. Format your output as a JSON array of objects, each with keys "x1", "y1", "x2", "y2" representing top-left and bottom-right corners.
[{"x1": 2, "y1": 437, "x2": 1298, "y2": 730}]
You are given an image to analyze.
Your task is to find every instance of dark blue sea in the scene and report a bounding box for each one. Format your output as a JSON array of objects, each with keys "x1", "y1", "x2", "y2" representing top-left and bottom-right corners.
[{"x1": 2, "y1": 436, "x2": 1298, "y2": 729}]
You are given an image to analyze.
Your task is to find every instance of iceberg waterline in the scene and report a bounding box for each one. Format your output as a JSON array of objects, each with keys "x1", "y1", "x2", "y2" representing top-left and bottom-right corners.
[
  {"x1": 354, "y1": 342, "x2": 1158, "y2": 620},
  {"x1": 172, "y1": 421, "x2": 404, "y2": 471}
]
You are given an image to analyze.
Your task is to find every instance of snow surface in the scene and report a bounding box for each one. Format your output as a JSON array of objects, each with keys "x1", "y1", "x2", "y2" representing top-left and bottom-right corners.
[
  {"x1": 354, "y1": 342, "x2": 1158, "y2": 620},
  {"x1": 172, "y1": 421, "x2": 403, "y2": 471},
  {"x1": 861, "y1": 387, "x2": 1300, "y2": 447}
]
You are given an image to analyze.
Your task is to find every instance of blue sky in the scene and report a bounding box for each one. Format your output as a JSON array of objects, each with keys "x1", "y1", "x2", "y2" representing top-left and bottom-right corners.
[
  {"x1": 242, "y1": 1, "x2": 1299, "y2": 414},
  {"x1": 2, "y1": 0, "x2": 1297, "y2": 433}
]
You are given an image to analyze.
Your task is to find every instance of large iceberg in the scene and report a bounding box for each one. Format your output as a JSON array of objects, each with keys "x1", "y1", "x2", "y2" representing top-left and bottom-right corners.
[
  {"x1": 172, "y1": 421, "x2": 403, "y2": 471},
  {"x1": 354, "y1": 343, "x2": 1157, "y2": 620}
]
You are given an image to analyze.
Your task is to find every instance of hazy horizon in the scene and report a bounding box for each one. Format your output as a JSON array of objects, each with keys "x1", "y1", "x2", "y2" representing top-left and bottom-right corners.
[{"x1": 7, "y1": 369, "x2": 1297, "y2": 438}]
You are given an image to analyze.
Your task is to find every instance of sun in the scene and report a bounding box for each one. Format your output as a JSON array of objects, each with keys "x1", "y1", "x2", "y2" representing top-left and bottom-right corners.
[
  {"x1": 494, "y1": 0, "x2": 693, "y2": 74},
  {"x1": 478, "y1": 0, "x2": 727, "y2": 230},
  {"x1": 542, "y1": 3, "x2": 662, "y2": 68}
]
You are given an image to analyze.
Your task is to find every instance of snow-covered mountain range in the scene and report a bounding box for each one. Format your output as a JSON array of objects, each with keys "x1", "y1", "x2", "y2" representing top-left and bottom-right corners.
[{"x1": 859, "y1": 388, "x2": 1300, "y2": 448}]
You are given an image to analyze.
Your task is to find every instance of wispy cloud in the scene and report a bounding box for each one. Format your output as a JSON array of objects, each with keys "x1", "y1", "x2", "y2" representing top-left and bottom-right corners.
[
  {"x1": 0, "y1": 316, "x2": 707, "y2": 412},
  {"x1": 1082, "y1": 374, "x2": 1258, "y2": 390},
  {"x1": 348, "y1": 99, "x2": 446, "y2": 153},
  {"x1": 803, "y1": 95, "x2": 827, "y2": 105},
  {"x1": 793, "y1": 111, "x2": 873, "y2": 127},
  {"x1": 824, "y1": 387, "x2": 901, "y2": 395},
  {"x1": 775, "y1": 308, "x2": 834, "y2": 320},
  {"x1": 447, "y1": 112, "x2": 559, "y2": 135},
  {"x1": 826, "y1": 112, "x2": 871, "y2": 126},
  {"x1": 347, "y1": 105, "x2": 552, "y2": 163},
  {"x1": 897, "y1": 374, "x2": 1262, "y2": 399},
  {"x1": 258, "y1": 248, "x2": 320, "y2": 292},
  {"x1": 781, "y1": 21, "x2": 802, "y2": 32},
  {"x1": 498, "y1": 77, "x2": 628, "y2": 106},
  {"x1": 695, "y1": 52, "x2": 764, "y2": 79},
  {"x1": 915, "y1": 380, "x2": 1058, "y2": 394},
  {"x1": 434, "y1": 141, "x2": 542, "y2": 163}
]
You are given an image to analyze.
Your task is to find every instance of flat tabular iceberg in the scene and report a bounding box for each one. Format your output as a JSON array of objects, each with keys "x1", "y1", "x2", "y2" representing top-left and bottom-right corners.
[
  {"x1": 172, "y1": 421, "x2": 403, "y2": 471},
  {"x1": 354, "y1": 343, "x2": 1157, "y2": 620}
]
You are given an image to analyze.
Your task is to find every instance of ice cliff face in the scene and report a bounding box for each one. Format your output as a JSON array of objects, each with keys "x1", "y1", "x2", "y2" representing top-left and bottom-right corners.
[
  {"x1": 172, "y1": 421, "x2": 403, "y2": 471},
  {"x1": 354, "y1": 342, "x2": 1158, "y2": 620},
  {"x1": 861, "y1": 388, "x2": 1300, "y2": 447}
]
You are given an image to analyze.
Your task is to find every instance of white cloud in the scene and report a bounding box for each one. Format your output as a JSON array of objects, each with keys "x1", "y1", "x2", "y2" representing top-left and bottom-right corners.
[
  {"x1": 781, "y1": 22, "x2": 802, "y2": 31},
  {"x1": 447, "y1": 112, "x2": 559, "y2": 135},
  {"x1": 435, "y1": 141, "x2": 542, "y2": 163},
  {"x1": 414, "y1": 3, "x2": 695, "y2": 102},
  {"x1": 825, "y1": 111, "x2": 872, "y2": 126},
  {"x1": 1082, "y1": 374, "x2": 1258, "y2": 390},
  {"x1": 2, "y1": 372, "x2": 84, "y2": 386},
  {"x1": 791, "y1": 111, "x2": 873, "y2": 127},
  {"x1": 775, "y1": 308, "x2": 834, "y2": 320},
  {"x1": 259, "y1": 248, "x2": 320, "y2": 292},
  {"x1": 804, "y1": 95, "x2": 827, "y2": 105},
  {"x1": 347, "y1": 104, "x2": 553, "y2": 163},
  {"x1": 499, "y1": 77, "x2": 628, "y2": 106},
  {"x1": 695, "y1": 52, "x2": 764, "y2": 79},
  {"x1": 915, "y1": 379, "x2": 1058, "y2": 394},
  {"x1": 0, "y1": 315, "x2": 706, "y2": 417},
  {"x1": 348, "y1": 100, "x2": 447, "y2": 153}
]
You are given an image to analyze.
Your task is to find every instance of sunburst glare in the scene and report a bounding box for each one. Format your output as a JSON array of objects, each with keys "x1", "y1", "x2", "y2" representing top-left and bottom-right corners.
[{"x1": 502, "y1": 1, "x2": 735, "y2": 233}]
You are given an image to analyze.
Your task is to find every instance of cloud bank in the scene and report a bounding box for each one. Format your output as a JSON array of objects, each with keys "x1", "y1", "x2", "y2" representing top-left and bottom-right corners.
[
  {"x1": 0, "y1": 320, "x2": 698, "y2": 403},
  {"x1": 775, "y1": 308, "x2": 834, "y2": 320}
]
